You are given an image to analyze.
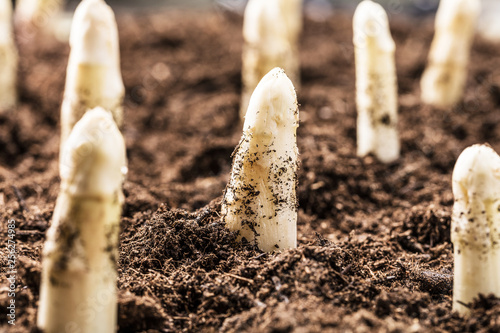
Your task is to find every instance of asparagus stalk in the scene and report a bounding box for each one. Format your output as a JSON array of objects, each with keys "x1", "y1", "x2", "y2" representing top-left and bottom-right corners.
[
  {"x1": 353, "y1": 0, "x2": 399, "y2": 163},
  {"x1": 0, "y1": 0, "x2": 18, "y2": 111},
  {"x1": 241, "y1": 0, "x2": 302, "y2": 120},
  {"x1": 420, "y1": 0, "x2": 481, "y2": 107},
  {"x1": 452, "y1": 144, "x2": 500, "y2": 315},
  {"x1": 38, "y1": 107, "x2": 127, "y2": 333},
  {"x1": 61, "y1": 0, "x2": 124, "y2": 150},
  {"x1": 222, "y1": 68, "x2": 299, "y2": 253}
]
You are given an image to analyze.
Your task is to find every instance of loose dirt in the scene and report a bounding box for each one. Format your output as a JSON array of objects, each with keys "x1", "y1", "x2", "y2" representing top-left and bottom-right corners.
[{"x1": 1, "y1": 9, "x2": 500, "y2": 333}]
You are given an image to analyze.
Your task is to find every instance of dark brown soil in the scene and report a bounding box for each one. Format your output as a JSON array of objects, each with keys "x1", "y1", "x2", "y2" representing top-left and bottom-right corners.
[{"x1": 1, "y1": 8, "x2": 500, "y2": 333}]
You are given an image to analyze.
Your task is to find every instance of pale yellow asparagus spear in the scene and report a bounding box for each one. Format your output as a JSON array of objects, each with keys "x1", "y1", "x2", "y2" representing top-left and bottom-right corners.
[
  {"x1": 0, "y1": 0, "x2": 18, "y2": 111},
  {"x1": 241, "y1": 0, "x2": 302, "y2": 120},
  {"x1": 61, "y1": 0, "x2": 124, "y2": 150},
  {"x1": 38, "y1": 107, "x2": 127, "y2": 333},
  {"x1": 451, "y1": 144, "x2": 500, "y2": 315},
  {"x1": 353, "y1": 0, "x2": 399, "y2": 163},
  {"x1": 420, "y1": 0, "x2": 481, "y2": 107},
  {"x1": 222, "y1": 68, "x2": 299, "y2": 253}
]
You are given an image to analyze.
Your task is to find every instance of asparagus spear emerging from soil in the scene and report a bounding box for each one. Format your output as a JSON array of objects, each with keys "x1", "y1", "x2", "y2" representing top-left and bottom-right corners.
[
  {"x1": 241, "y1": 0, "x2": 302, "y2": 120},
  {"x1": 353, "y1": 0, "x2": 399, "y2": 164},
  {"x1": 61, "y1": 0, "x2": 124, "y2": 150},
  {"x1": 420, "y1": 0, "x2": 480, "y2": 108},
  {"x1": 38, "y1": 107, "x2": 126, "y2": 333},
  {"x1": 0, "y1": 0, "x2": 18, "y2": 111},
  {"x1": 222, "y1": 68, "x2": 299, "y2": 253},
  {"x1": 452, "y1": 144, "x2": 500, "y2": 315}
]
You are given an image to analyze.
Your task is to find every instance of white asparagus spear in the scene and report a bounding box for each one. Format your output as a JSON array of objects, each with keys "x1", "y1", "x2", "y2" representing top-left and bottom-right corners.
[
  {"x1": 0, "y1": 0, "x2": 18, "y2": 111},
  {"x1": 61, "y1": 0, "x2": 124, "y2": 150},
  {"x1": 353, "y1": 0, "x2": 399, "y2": 163},
  {"x1": 37, "y1": 107, "x2": 127, "y2": 333},
  {"x1": 241, "y1": 0, "x2": 302, "y2": 120},
  {"x1": 452, "y1": 144, "x2": 500, "y2": 315},
  {"x1": 222, "y1": 68, "x2": 299, "y2": 253},
  {"x1": 420, "y1": 0, "x2": 481, "y2": 107}
]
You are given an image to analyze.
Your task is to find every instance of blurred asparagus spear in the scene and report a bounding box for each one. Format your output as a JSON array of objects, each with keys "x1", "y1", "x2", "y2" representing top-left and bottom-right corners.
[
  {"x1": 241, "y1": 0, "x2": 302, "y2": 120},
  {"x1": 451, "y1": 144, "x2": 500, "y2": 315},
  {"x1": 0, "y1": 0, "x2": 18, "y2": 111},
  {"x1": 353, "y1": 0, "x2": 399, "y2": 163},
  {"x1": 420, "y1": 0, "x2": 480, "y2": 107},
  {"x1": 38, "y1": 107, "x2": 127, "y2": 333},
  {"x1": 222, "y1": 68, "x2": 299, "y2": 253},
  {"x1": 61, "y1": 0, "x2": 124, "y2": 150}
]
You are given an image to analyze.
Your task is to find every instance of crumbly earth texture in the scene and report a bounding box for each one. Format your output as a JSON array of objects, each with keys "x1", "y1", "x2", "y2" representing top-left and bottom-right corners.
[{"x1": 1, "y1": 9, "x2": 500, "y2": 333}]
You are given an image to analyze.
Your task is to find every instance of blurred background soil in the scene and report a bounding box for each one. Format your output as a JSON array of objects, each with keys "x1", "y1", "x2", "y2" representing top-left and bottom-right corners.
[{"x1": 1, "y1": 4, "x2": 500, "y2": 333}]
